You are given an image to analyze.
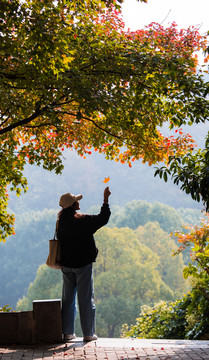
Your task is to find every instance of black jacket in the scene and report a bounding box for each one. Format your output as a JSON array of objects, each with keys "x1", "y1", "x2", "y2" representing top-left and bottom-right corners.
[{"x1": 57, "y1": 203, "x2": 111, "y2": 268}]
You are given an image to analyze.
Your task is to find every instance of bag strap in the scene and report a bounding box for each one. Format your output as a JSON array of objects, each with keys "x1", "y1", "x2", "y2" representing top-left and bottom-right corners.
[{"x1": 53, "y1": 220, "x2": 59, "y2": 240}]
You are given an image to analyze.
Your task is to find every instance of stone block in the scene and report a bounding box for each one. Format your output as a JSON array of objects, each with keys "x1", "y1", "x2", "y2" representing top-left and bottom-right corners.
[
  {"x1": 0, "y1": 312, "x2": 18, "y2": 344},
  {"x1": 33, "y1": 299, "x2": 62, "y2": 343},
  {"x1": 17, "y1": 311, "x2": 34, "y2": 344},
  {"x1": 0, "y1": 299, "x2": 62, "y2": 344}
]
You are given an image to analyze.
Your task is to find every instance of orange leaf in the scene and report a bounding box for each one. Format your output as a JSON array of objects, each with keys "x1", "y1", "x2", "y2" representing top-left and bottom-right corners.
[{"x1": 103, "y1": 177, "x2": 110, "y2": 183}]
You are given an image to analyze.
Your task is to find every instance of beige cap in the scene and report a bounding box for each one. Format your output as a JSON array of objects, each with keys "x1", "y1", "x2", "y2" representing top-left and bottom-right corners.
[{"x1": 59, "y1": 193, "x2": 83, "y2": 209}]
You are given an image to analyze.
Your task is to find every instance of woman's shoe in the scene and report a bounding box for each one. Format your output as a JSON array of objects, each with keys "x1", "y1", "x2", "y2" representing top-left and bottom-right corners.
[
  {"x1": 63, "y1": 334, "x2": 76, "y2": 341},
  {"x1": 83, "y1": 334, "x2": 98, "y2": 342}
]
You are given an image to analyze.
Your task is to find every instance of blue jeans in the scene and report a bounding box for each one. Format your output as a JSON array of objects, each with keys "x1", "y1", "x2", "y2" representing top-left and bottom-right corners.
[{"x1": 61, "y1": 263, "x2": 96, "y2": 336}]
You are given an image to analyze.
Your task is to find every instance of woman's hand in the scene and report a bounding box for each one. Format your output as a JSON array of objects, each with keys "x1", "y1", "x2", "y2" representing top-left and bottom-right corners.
[{"x1": 104, "y1": 187, "x2": 111, "y2": 203}]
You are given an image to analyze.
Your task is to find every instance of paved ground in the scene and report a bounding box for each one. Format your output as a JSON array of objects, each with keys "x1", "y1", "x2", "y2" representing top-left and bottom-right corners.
[{"x1": 1, "y1": 338, "x2": 209, "y2": 360}]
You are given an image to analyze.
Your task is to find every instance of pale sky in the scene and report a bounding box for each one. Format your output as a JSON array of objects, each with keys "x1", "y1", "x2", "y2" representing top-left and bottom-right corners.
[{"x1": 122, "y1": 0, "x2": 209, "y2": 34}]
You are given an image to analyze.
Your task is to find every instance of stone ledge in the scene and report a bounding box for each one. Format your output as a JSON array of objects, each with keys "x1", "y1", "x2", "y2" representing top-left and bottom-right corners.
[{"x1": 0, "y1": 299, "x2": 62, "y2": 345}]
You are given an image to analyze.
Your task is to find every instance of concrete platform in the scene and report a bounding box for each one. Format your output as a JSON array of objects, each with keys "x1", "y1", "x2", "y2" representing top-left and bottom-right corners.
[{"x1": 1, "y1": 338, "x2": 209, "y2": 359}]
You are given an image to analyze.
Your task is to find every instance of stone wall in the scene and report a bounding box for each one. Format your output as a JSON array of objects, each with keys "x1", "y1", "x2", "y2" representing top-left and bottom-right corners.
[{"x1": 0, "y1": 299, "x2": 62, "y2": 344}]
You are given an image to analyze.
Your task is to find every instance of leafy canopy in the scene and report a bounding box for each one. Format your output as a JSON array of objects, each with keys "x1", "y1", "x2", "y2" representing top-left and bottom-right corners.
[{"x1": 1, "y1": 0, "x2": 209, "y2": 240}]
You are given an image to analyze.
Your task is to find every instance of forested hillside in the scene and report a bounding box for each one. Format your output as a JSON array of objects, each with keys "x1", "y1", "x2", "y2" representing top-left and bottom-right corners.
[{"x1": 0, "y1": 201, "x2": 203, "y2": 311}]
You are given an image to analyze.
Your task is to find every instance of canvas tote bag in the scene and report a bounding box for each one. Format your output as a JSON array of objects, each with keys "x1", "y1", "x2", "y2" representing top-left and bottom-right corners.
[{"x1": 46, "y1": 221, "x2": 62, "y2": 270}]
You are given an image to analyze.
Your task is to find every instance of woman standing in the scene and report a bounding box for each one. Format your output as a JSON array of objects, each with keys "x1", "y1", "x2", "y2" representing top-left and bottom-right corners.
[{"x1": 57, "y1": 187, "x2": 111, "y2": 342}]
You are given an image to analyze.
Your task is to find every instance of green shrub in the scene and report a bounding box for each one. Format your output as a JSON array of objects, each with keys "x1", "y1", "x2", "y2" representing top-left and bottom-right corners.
[
  {"x1": 0, "y1": 305, "x2": 12, "y2": 312},
  {"x1": 122, "y1": 297, "x2": 190, "y2": 339}
]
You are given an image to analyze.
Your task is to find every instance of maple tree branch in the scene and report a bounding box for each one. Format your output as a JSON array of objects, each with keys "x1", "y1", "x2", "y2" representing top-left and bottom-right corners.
[
  {"x1": 59, "y1": 110, "x2": 146, "y2": 147},
  {"x1": 53, "y1": 98, "x2": 76, "y2": 106},
  {"x1": 0, "y1": 71, "x2": 26, "y2": 81},
  {"x1": 24, "y1": 112, "x2": 124, "y2": 144},
  {"x1": 82, "y1": 115, "x2": 124, "y2": 142},
  {"x1": 0, "y1": 107, "x2": 45, "y2": 135},
  {"x1": 84, "y1": 70, "x2": 152, "y2": 89},
  {"x1": 195, "y1": 257, "x2": 209, "y2": 275},
  {"x1": 0, "y1": 95, "x2": 77, "y2": 134},
  {"x1": 83, "y1": 116, "x2": 148, "y2": 149},
  {"x1": 24, "y1": 123, "x2": 57, "y2": 129},
  {"x1": 56, "y1": 110, "x2": 125, "y2": 142}
]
